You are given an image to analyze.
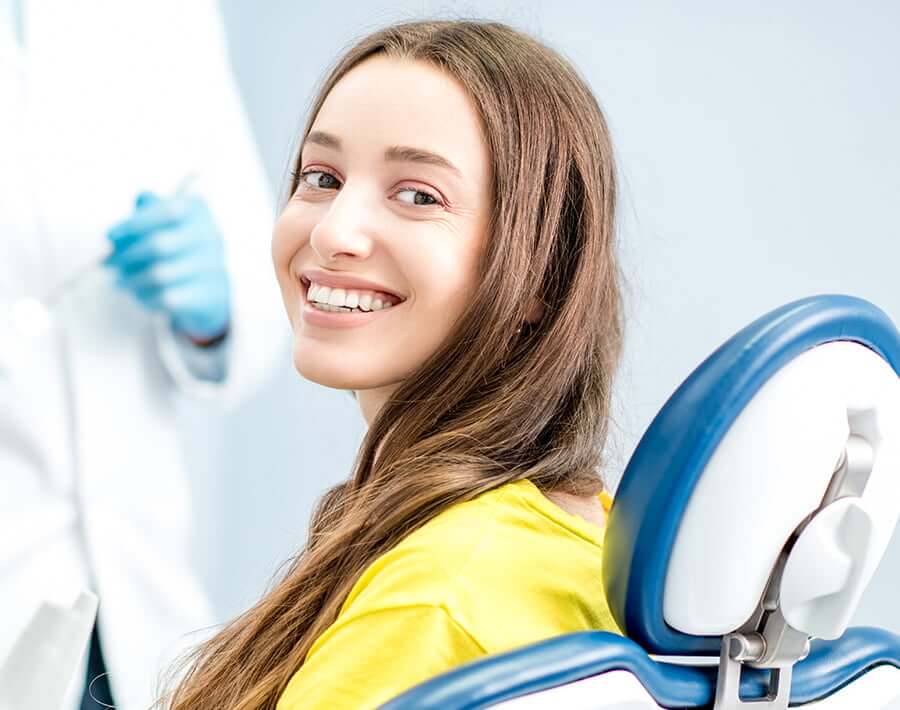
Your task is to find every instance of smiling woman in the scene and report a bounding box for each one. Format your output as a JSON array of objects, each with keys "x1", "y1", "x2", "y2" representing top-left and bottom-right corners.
[
  {"x1": 160, "y1": 19, "x2": 623, "y2": 710},
  {"x1": 272, "y1": 53, "x2": 494, "y2": 416}
]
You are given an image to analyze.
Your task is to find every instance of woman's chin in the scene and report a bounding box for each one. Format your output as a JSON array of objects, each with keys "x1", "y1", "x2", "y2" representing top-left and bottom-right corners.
[{"x1": 292, "y1": 350, "x2": 382, "y2": 391}]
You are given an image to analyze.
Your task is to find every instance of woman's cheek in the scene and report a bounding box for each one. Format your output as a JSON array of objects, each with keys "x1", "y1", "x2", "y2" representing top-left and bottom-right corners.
[
  {"x1": 272, "y1": 211, "x2": 305, "y2": 274},
  {"x1": 271, "y1": 215, "x2": 290, "y2": 266},
  {"x1": 268, "y1": 227, "x2": 299, "y2": 317}
]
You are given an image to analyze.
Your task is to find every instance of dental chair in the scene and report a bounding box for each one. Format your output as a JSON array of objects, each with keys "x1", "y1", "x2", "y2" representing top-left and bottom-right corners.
[
  {"x1": 4, "y1": 295, "x2": 898, "y2": 710},
  {"x1": 382, "y1": 294, "x2": 900, "y2": 710}
]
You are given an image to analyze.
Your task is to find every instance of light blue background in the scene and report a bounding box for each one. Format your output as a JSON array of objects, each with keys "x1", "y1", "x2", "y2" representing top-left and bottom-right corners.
[{"x1": 194, "y1": 1, "x2": 899, "y2": 651}]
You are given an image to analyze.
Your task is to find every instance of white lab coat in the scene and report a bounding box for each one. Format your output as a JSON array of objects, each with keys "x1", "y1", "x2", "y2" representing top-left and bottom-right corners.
[{"x1": 0, "y1": 2, "x2": 286, "y2": 709}]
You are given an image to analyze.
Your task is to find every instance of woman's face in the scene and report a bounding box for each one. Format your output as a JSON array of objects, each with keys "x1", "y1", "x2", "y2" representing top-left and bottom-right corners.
[{"x1": 272, "y1": 56, "x2": 492, "y2": 422}]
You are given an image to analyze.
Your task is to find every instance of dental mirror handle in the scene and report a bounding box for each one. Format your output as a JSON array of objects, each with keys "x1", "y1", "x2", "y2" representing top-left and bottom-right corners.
[{"x1": 42, "y1": 259, "x2": 101, "y2": 308}]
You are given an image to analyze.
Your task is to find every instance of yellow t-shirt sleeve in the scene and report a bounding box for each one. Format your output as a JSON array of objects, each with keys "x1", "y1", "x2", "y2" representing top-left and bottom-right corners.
[{"x1": 276, "y1": 605, "x2": 486, "y2": 710}]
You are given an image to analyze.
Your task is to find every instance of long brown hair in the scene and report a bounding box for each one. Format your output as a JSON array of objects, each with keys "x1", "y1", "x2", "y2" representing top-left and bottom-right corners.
[{"x1": 163, "y1": 19, "x2": 622, "y2": 710}]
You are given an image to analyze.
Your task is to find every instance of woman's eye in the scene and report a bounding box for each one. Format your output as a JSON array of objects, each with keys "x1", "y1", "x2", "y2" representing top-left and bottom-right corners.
[
  {"x1": 300, "y1": 170, "x2": 341, "y2": 190},
  {"x1": 395, "y1": 187, "x2": 440, "y2": 206}
]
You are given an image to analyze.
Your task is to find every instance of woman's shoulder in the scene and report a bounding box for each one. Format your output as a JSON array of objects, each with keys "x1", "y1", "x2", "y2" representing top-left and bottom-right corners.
[
  {"x1": 338, "y1": 479, "x2": 616, "y2": 652},
  {"x1": 351, "y1": 480, "x2": 604, "y2": 587},
  {"x1": 340, "y1": 481, "x2": 529, "y2": 609}
]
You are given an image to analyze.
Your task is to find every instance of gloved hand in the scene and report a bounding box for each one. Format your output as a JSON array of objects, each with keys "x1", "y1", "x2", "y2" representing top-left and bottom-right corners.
[{"x1": 105, "y1": 192, "x2": 231, "y2": 343}]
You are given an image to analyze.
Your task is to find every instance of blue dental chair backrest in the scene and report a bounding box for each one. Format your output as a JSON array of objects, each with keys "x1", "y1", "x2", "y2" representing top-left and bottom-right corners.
[
  {"x1": 383, "y1": 294, "x2": 900, "y2": 709},
  {"x1": 604, "y1": 294, "x2": 900, "y2": 655}
]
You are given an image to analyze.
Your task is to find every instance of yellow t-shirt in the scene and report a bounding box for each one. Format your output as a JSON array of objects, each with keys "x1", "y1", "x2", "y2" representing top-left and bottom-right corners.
[{"x1": 277, "y1": 479, "x2": 618, "y2": 710}]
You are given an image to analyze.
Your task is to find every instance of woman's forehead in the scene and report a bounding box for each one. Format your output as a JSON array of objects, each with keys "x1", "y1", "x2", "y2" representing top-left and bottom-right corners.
[{"x1": 310, "y1": 55, "x2": 489, "y2": 177}]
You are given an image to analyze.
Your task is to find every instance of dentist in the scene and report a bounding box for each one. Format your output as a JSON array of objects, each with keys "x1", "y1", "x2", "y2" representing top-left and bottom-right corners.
[{"x1": 0, "y1": 2, "x2": 285, "y2": 709}]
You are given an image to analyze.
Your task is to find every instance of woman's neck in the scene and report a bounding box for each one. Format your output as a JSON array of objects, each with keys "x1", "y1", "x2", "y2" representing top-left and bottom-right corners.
[
  {"x1": 356, "y1": 383, "x2": 400, "y2": 426},
  {"x1": 544, "y1": 490, "x2": 607, "y2": 528}
]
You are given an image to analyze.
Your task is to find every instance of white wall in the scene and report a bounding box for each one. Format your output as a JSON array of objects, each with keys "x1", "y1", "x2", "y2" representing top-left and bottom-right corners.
[{"x1": 205, "y1": 0, "x2": 900, "y2": 645}]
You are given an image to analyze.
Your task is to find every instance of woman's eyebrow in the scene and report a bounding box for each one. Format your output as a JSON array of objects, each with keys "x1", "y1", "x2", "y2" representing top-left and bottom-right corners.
[{"x1": 304, "y1": 130, "x2": 463, "y2": 178}]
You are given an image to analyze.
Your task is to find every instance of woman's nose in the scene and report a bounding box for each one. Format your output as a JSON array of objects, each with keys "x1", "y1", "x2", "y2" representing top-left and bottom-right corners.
[{"x1": 309, "y1": 185, "x2": 375, "y2": 262}]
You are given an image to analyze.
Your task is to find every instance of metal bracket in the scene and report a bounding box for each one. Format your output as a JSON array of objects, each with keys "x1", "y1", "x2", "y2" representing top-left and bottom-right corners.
[
  {"x1": 714, "y1": 633, "x2": 793, "y2": 709},
  {"x1": 712, "y1": 436, "x2": 873, "y2": 709}
]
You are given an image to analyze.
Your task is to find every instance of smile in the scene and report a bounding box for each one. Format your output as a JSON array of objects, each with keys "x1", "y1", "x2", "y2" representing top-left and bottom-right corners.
[
  {"x1": 299, "y1": 278, "x2": 406, "y2": 329},
  {"x1": 305, "y1": 279, "x2": 403, "y2": 313}
]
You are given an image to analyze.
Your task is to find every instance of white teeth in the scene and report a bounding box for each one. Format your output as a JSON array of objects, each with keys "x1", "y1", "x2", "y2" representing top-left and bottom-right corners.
[
  {"x1": 305, "y1": 280, "x2": 403, "y2": 313},
  {"x1": 328, "y1": 288, "x2": 347, "y2": 307},
  {"x1": 316, "y1": 285, "x2": 332, "y2": 303}
]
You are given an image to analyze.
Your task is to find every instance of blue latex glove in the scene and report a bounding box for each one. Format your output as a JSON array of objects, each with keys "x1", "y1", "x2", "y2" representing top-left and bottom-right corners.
[{"x1": 105, "y1": 192, "x2": 231, "y2": 343}]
